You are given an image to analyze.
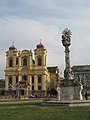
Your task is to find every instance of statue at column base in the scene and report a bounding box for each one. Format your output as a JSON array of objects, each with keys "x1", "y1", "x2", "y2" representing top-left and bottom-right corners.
[
  {"x1": 60, "y1": 77, "x2": 83, "y2": 100},
  {"x1": 56, "y1": 83, "x2": 60, "y2": 101}
]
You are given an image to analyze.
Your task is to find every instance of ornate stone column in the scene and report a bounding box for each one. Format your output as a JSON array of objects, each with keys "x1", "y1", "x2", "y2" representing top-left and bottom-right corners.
[
  {"x1": 28, "y1": 75, "x2": 32, "y2": 91},
  {"x1": 18, "y1": 51, "x2": 21, "y2": 69},
  {"x1": 5, "y1": 75, "x2": 9, "y2": 90},
  {"x1": 34, "y1": 75, "x2": 38, "y2": 91},
  {"x1": 13, "y1": 56, "x2": 16, "y2": 67},
  {"x1": 62, "y1": 28, "x2": 72, "y2": 82},
  {"x1": 42, "y1": 75, "x2": 46, "y2": 91},
  {"x1": 12, "y1": 75, "x2": 16, "y2": 90},
  {"x1": 60, "y1": 28, "x2": 82, "y2": 100},
  {"x1": 18, "y1": 75, "x2": 22, "y2": 82}
]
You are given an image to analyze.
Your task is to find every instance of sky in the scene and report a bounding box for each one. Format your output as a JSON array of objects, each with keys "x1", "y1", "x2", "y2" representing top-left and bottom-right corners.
[{"x1": 0, "y1": 0, "x2": 90, "y2": 78}]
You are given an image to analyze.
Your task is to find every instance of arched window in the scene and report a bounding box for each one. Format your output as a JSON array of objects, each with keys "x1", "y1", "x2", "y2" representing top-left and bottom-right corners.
[
  {"x1": 16, "y1": 57, "x2": 18, "y2": 65},
  {"x1": 9, "y1": 76, "x2": 12, "y2": 84},
  {"x1": 32, "y1": 75, "x2": 34, "y2": 83},
  {"x1": 16, "y1": 76, "x2": 18, "y2": 84},
  {"x1": 38, "y1": 86, "x2": 42, "y2": 90},
  {"x1": 38, "y1": 75, "x2": 42, "y2": 83},
  {"x1": 22, "y1": 75, "x2": 27, "y2": 80},
  {"x1": 38, "y1": 57, "x2": 42, "y2": 66},
  {"x1": 9, "y1": 58, "x2": 13, "y2": 67},
  {"x1": 23, "y1": 58, "x2": 27, "y2": 66}
]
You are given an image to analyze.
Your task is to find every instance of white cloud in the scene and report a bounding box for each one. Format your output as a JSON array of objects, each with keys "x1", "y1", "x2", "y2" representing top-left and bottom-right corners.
[
  {"x1": 0, "y1": 16, "x2": 90, "y2": 78},
  {"x1": 0, "y1": 17, "x2": 64, "y2": 78},
  {"x1": 0, "y1": 51, "x2": 5, "y2": 79},
  {"x1": 0, "y1": 0, "x2": 90, "y2": 78}
]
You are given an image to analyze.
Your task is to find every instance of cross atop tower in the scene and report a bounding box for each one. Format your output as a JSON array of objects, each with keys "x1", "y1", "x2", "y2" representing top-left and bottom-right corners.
[
  {"x1": 40, "y1": 39, "x2": 42, "y2": 44},
  {"x1": 12, "y1": 41, "x2": 15, "y2": 47}
]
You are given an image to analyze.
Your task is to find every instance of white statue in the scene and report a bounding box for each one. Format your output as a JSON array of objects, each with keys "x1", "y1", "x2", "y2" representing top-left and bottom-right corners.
[
  {"x1": 56, "y1": 83, "x2": 60, "y2": 101},
  {"x1": 79, "y1": 82, "x2": 83, "y2": 100},
  {"x1": 79, "y1": 75, "x2": 83, "y2": 100},
  {"x1": 62, "y1": 28, "x2": 72, "y2": 46}
]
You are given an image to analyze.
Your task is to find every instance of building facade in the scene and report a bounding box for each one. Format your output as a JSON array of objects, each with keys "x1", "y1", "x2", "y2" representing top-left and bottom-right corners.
[
  {"x1": 72, "y1": 65, "x2": 90, "y2": 95},
  {"x1": 5, "y1": 42, "x2": 60, "y2": 97},
  {"x1": 0, "y1": 79, "x2": 5, "y2": 95},
  {"x1": 47, "y1": 66, "x2": 60, "y2": 89}
]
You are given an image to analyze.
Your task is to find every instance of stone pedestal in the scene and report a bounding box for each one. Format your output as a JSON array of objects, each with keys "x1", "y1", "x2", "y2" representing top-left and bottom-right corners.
[{"x1": 60, "y1": 85, "x2": 81, "y2": 100}]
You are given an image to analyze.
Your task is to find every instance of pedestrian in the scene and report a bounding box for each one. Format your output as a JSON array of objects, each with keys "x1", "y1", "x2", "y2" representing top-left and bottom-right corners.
[
  {"x1": 85, "y1": 92, "x2": 88, "y2": 100},
  {"x1": 35, "y1": 94, "x2": 37, "y2": 98}
]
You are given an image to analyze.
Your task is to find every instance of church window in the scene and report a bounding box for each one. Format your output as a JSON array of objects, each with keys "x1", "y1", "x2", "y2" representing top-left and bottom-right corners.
[
  {"x1": 16, "y1": 57, "x2": 18, "y2": 65},
  {"x1": 38, "y1": 75, "x2": 42, "y2": 83},
  {"x1": 22, "y1": 75, "x2": 27, "y2": 80},
  {"x1": 16, "y1": 76, "x2": 18, "y2": 84},
  {"x1": 32, "y1": 86, "x2": 34, "y2": 90},
  {"x1": 9, "y1": 58, "x2": 13, "y2": 67},
  {"x1": 38, "y1": 57, "x2": 42, "y2": 66},
  {"x1": 23, "y1": 58, "x2": 28, "y2": 66},
  {"x1": 9, "y1": 76, "x2": 12, "y2": 84},
  {"x1": 32, "y1": 75, "x2": 34, "y2": 83},
  {"x1": 38, "y1": 86, "x2": 42, "y2": 90}
]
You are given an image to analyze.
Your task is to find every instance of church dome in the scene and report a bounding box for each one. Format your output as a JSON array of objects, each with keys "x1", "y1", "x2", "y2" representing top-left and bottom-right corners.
[
  {"x1": 9, "y1": 42, "x2": 17, "y2": 51},
  {"x1": 36, "y1": 41, "x2": 44, "y2": 49}
]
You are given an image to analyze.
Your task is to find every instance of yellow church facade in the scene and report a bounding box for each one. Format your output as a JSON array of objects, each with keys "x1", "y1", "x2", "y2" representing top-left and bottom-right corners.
[{"x1": 5, "y1": 42, "x2": 60, "y2": 97}]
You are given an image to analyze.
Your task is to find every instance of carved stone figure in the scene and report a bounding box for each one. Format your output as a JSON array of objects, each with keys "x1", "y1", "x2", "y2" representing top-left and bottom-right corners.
[
  {"x1": 79, "y1": 75, "x2": 83, "y2": 100},
  {"x1": 62, "y1": 28, "x2": 72, "y2": 82},
  {"x1": 62, "y1": 28, "x2": 72, "y2": 47},
  {"x1": 79, "y1": 83, "x2": 83, "y2": 100},
  {"x1": 56, "y1": 83, "x2": 60, "y2": 101}
]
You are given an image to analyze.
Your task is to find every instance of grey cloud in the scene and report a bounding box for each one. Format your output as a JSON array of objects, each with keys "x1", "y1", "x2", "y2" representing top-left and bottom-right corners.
[
  {"x1": 0, "y1": 0, "x2": 90, "y2": 78},
  {"x1": 0, "y1": 0, "x2": 90, "y2": 22}
]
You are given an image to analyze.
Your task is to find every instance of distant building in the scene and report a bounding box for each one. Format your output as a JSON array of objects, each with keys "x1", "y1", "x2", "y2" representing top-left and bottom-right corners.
[
  {"x1": 72, "y1": 65, "x2": 90, "y2": 95},
  {"x1": 0, "y1": 79, "x2": 5, "y2": 95},
  {"x1": 47, "y1": 66, "x2": 59, "y2": 89},
  {"x1": 5, "y1": 42, "x2": 60, "y2": 97}
]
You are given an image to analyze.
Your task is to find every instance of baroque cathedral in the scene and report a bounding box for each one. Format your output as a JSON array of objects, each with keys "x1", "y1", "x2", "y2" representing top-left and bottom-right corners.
[{"x1": 5, "y1": 42, "x2": 59, "y2": 97}]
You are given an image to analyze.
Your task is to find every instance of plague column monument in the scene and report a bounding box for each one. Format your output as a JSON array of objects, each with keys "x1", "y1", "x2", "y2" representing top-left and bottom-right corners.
[
  {"x1": 62, "y1": 28, "x2": 72, "y2": 82},
  {"x1": 60, "y1": 28, "x2": 83, "y2": 100}
]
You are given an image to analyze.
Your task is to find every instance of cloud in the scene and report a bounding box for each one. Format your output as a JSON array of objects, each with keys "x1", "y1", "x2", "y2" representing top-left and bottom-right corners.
[
  {"x1": 0, "y1": 15, "x2": 90, "y2": 78},
  {"x1": 0, "y1": 0, "x2": 90, "y2": 78},
  {"x1": 0, "y1": 51, "x2": 5, "y2": 78},
  {"x1": 0, "y1": 17, "x2": 63, "y2": 78},
  {"x1": 0, "y1": 0, "x2": 90, "y2": 22}
]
